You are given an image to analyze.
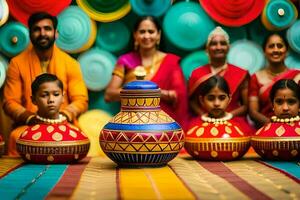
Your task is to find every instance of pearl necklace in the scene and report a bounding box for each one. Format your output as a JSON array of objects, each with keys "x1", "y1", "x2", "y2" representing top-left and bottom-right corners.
[
  {"x1": 201, "y1": 112, "x2": 233, "y2": 125},
  {"x1": 271, "y1": 115, "x2": 300, "y2": 123},
  {"x1": 36, "y1": 114, "x2": 67, "y2": 124}
]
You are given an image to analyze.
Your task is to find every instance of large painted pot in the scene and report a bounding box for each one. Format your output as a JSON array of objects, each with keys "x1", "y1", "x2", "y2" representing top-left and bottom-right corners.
[
  {"x1": 185, "y1": 116, "x2": 251, "y2": 161},
  {"x1": 16, "y1": 122, "x2": 90, "y2": 164},
  {"x1": 251, "y1": 117, "x2": 300, "y2": 160},
  {"x1": 100, "y1": 80, "x2": 184, "y2": 167}
]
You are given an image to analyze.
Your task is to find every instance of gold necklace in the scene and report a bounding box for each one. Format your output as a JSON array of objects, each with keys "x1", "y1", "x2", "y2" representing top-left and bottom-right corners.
[
  {"x1": 271, "y1": 115, "x2": 300, "y2": 123},
  {"x1": 266, "y1": 67, "x2": 287, "y2": 76},
  {"x1": 36, "y1": 114, "x2": 67, "y2": 124},
  {"x1": 143, "y1": 51, "x2": 158, "y2": 75},
  {"x1": 201, "y1": 112, "x2": 233, "y2": 125}
]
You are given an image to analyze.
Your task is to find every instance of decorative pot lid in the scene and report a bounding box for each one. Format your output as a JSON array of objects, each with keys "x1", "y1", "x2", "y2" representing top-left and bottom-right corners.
[
  {"x1": 6, "y1": 0, "x2": 71, "y2": 26},
  {"x1": 96, "y1": 21, "x2": 130, "y2": 54},
  {"x1": 262, "y1": 0, "x2": 298, "y2": 31},
  {"x1": 78, "y1": 48, "x2": 116, "y2": 91},
  {"x1": 287, "y1": 20, "x2": 300, "y2": 54},
  {"x1": 130, "y1": 0, "x2": 172, "y2": 17},
  {"x1": 180, "y1": 50, "x2": 208, "y2": 81},
  {"x1": 56, "y1": 6, "x2": 97, "y2": 53},
  {"x1": 285, "y1": 50, "x2": 300, "y2": 69},
  {"x1": 254, "y1": 121, "x2": 300, "y2": 138},
  {"x1": 163, "y1": 1, "x2": 215, "y2": 51},
  {"x1": 227, "y1": 40, "x2": 266, "y2": 74},
  {"x1": 0, "y1": 22, "x2": 30, "y2": 57},
  {"x1": 0, "y1": 54, "x2": 7, "y2": 88},
  {"x1": 122, "y1": 80, "x2": 159, "y2": 90},
  {"x1": 18, "y1": 123, "x2": 89, "y2": 142},
  {"x1": 199, "y1": 0, "x2": 265, "y2": 27},
  {"x1": 0, "y1": 0, "x2": 9, "y2": 27},
  {"x1": 76, "y1": 0, "x2": 131, "y2": 22}
]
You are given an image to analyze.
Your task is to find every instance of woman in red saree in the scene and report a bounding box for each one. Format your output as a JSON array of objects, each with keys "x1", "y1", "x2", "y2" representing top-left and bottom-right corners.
[
  {"x1": 105, "y1": 16, "x2": 188, "y2": 130},
  {"x1": 249, "y1": 33, "x2": 300, "y2": 127},
  {"x1": 189, "y1": 27, "x2": 250, "y2": 120}
]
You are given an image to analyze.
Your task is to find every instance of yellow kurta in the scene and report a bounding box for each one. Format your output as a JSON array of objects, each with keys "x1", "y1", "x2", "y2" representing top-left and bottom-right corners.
[{"x1": 3, "y1": 44, "x2": 88, "y2": 125}]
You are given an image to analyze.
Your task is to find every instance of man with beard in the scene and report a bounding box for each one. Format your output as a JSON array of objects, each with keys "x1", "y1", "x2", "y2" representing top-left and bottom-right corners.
[{"x1": 3, "y1": 12, "x2": 88, "y2": 155}]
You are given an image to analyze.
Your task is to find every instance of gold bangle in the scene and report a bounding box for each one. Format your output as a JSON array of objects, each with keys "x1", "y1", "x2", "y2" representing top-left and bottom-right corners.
[{"x1": 25, "y1": 115, "x2": 36, "y2": 125}]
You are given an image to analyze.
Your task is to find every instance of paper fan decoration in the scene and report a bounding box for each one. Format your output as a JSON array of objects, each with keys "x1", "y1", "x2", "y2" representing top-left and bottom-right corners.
[
  {"x1": 287, "y1": 20, "x2": 300, "y2": 54},
  {"x1": 285, "y1": 50, "x2": 300, "y2": 69},
  {"x1": 227, "y1": 40, "x2": 266, "y2": 74},
  {"x1": 180, "y1": 50, "x2": 208, "y2": 81},
  {"x1": 77, "y1": 48, "x2": 116, "y2": 91},
  {"x1": 262, "y1": 0, "x2": 298, "y2": 31},
  {"x1": 130, "y1": 0, "x2": 172, "y2": 17},
  {"x1": 199, "y1": 0, "x2": 265, "y2": 27},
  {"x1": 76, "y1": 0, "x2": 131, "y2": 22},
  {"x1": 6, "y1": 0, "x2": 71, "y2": 26},
  {"x1": 163, "y1": 1, "x2": 215, "y2": 50},
  {"x1": 0, "y1": 22, "x2": 30, "y2": 57},
  {"x1": 56, "y1": 6, "x2": 97, "y2": 53},
  {"x1": 0, "y1": 0, "x2": 9, "y2": 27},
  {"x1": 96, "y1": 21, "x2": 130, "y2": 54}
]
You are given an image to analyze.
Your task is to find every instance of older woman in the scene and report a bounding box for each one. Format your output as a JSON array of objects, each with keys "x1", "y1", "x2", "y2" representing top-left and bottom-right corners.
[
  {"x1": 105, "y1": 16, "x2": 188, "y2": 130},
  {"x1": 248, "y1": 33, "x2": 300, "y2": 127},
  {"x1": 189, "y1": 26, "x2": 250, "y2": 120}
]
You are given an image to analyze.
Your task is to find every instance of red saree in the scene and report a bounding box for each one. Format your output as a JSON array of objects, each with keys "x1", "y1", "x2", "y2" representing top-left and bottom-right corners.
[
  {"x1": 188, "y1": 64, "x2": 249, "y2": 113},
  {"x1": 113, "y1": 52, "x2": 188, "y2": 130},
  {"x1": 249, "y1": 69, "x2": 300, "y2": 117}
]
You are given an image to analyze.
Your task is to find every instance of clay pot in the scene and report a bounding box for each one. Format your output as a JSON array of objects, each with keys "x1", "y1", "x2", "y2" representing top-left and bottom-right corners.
[
  {"x1": 17, "y1": 123, "x2": 90, "y2": 163},
  {"x1": 100, "y1": 80, "x2": 184, "y2": 167},
  {"x1": 185, "y1": 117, "x2": 251, "y2": 161},
  {"x1": 252, "y1": 121, "x2": 300, "y2": 160}
]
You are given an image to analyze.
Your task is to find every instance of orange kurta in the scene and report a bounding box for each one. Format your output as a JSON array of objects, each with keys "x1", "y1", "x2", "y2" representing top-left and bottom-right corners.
[{"x1": 3, "y1": 44, "x2": 88, "y2": 125}]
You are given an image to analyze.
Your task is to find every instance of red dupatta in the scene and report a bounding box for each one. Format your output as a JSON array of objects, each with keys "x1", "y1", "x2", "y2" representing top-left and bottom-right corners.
[{"x1": 151, "y1": 54, "x2": 188, "y2": 131}]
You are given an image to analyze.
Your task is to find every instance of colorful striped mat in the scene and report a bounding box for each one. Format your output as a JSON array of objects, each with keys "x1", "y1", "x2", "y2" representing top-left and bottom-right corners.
[{"x1": 0, "y1": 154, "x2": 299, "y2": 199}]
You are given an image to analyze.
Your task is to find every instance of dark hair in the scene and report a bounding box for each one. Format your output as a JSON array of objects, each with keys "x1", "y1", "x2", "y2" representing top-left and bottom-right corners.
[
  {"x1": 31, "y1": 73, "x2": 63, "y2": 97},
  {"x1": 270, "y1": 79, "x2": 300, "y2": 103},
  {"x1": 197, "y1": 75, "x2": 230, "y2": 97},
  {"x1": 28, "y1": 12, "x2": 58, "y2": 31},
  {"x1": 262, "y1": 33, "x2": 289, "y2": 50},
  {"x1": 133, "y1": 16, "x2": 161, "y2": 32}
]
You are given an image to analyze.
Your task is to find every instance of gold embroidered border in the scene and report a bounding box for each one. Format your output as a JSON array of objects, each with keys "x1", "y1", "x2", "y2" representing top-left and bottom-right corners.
[
  {"x1": 16, "y1": 140, "x2": 90, "y2": 146},
  {"x1": 186, "y1": 137, "x2": 250, "y2": 142},
  {"x1": 17, "y1": 143, "x2": 90, "y2": 155},
  {"x1": 185, "y1": 141, "x2": 250, "y2": 152}
]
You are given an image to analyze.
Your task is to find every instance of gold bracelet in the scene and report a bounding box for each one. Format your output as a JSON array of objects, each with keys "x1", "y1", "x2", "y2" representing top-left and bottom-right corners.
[{"x1": 25, "y1": 115, "x2": 36, "y2": 125}]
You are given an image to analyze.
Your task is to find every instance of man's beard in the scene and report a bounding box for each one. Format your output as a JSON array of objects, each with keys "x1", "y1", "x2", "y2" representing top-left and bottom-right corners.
[{"x1": 31, "y1": 36, "x2": 55, "y2": 50}]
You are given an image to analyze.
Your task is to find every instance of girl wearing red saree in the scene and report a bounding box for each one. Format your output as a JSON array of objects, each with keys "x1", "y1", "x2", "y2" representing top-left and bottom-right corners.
[
  {"x1": 251, "y1": 79, "x2": 300, "y2": 160},
  {"x1": 105, "y1": 16, "x2": 188, "y2": 130},
  {"x1": 249, "y1": 33, "x2": 300, "y2": 127},
  {"x1": 186, "y1": 75, "x2": 254, "y2": 160}
]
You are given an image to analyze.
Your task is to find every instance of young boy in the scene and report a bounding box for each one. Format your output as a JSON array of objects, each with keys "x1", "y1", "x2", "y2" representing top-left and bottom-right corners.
[{"x1": 9, "y1": 73, "x2": 67, "y2": 156}]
